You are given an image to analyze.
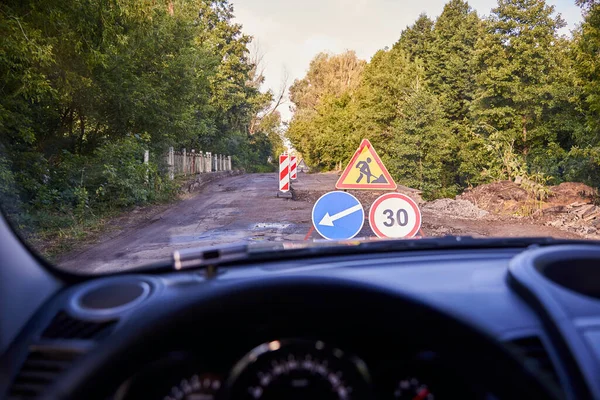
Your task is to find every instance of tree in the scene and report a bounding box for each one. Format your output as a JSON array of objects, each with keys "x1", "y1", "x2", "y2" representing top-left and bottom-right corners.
[
  {"x1": 472, "y1": 0, "x2": 567, "y2": 160},
  {"x1": 196, "y1": 0, "x2": 263, "y2": 142},
  {"x1": 0, "y1": 0, "x2": 275, "y2": 233},
  {"x1": 556, "y1": 0, "x2": 600, "y2": 187},
  {"x1": 393, "y1": 14, "x2": 434, "y2": 62},
  {"x1": 281, "y1": 0, "x2": 600, "y2": 198},
  {"x1": 289, "y1": 51, "x2": 366, "y2": 113},
  {"x1": 289, "y1": 92, "x2": 360, "y2": 169},
  {"x1": 351, "y1": 45, "x2": 457, "y2": 199},
  {"x1": 0, "y1": 2, "x2": 54, "y2": 150},
  {"x1": 427, "y1": 0, "x2": 481, "y2": 122},
  {"x1": 388, "y1": 87, "x2": 457, "y2": 199},
  {"x1": 248, "y1": 49, "x2": 288, "y2": 137},
  {"x1": 287, "y1": 51, "x2": 366, "y2": 168},
  {"x1": 352, "y1": 47, "x2": 424, "y2": 153},
  {"x1": 574, "y1": 1, "x2": 600, "y2": 142},
  {"x1": 577, "y1": 0, "x2": 600, "y2": 9}
]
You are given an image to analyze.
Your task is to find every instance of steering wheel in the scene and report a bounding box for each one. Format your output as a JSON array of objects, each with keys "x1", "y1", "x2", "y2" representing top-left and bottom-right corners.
[{"x1": 41, "y1": 276, "x2": 561, "y2": 399}]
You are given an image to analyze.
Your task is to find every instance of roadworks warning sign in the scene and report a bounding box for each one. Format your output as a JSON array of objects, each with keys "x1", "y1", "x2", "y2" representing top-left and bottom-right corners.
[{"x1": 335, "y1": 139, "x2": 397, "y2": 190}]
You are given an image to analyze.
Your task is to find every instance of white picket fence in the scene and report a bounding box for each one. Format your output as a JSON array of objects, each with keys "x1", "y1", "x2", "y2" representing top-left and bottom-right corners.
[{"x1": 164, "y1": 147, "x2": 232, "y2": 179}]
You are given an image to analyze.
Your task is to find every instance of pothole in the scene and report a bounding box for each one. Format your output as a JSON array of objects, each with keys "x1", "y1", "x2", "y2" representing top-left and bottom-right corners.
[{"x1": 251, "y1": 222, "x2": 292, "y2": 230}]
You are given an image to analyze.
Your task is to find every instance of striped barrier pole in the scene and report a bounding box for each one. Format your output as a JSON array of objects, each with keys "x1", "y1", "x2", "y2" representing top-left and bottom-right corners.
[
  {"x1": 290, "y1": 155, "x2": 297, "y2": 180},
  {"x1": 279, "y1": 154, "x2": 290, "y2": 193}
]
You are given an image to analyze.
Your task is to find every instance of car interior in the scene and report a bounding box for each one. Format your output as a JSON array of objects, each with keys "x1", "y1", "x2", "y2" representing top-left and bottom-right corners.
[{"x1": 2, "y1": 211, "x2": 600, "y2": 400}]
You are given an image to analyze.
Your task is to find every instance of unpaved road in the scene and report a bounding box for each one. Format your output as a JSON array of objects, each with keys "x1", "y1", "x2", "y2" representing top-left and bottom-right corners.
[{"x1": 60, "y1": 173, "x2": 582, "y2": 274}]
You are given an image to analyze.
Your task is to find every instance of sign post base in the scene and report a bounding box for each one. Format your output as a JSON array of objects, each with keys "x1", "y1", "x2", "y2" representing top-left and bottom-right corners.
[{"x1": 276, "y1": 191, "x2": 293, "y2": 199}]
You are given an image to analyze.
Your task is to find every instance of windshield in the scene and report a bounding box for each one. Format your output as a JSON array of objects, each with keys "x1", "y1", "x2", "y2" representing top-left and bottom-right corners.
[{"x1": 1, "y1": 0, "x2": 598, "y2": 274}]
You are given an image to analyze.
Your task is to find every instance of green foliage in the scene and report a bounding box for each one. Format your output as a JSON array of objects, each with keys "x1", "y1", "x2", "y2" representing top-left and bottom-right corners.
[
  {"x1": 393, "y1": 14, "x2": 435, "y2": 62},
  {"x1": 0, "y1": 153, "x2": 20, "y2": 215},
  {"x1": 255, "y1": 111, "x2": 285, "y2": 161},
  {"x1": 456, "y1": 130, "x2": 496, "y2": 187},
  {"x1": 287, "y1": 0, "x2": 600, "y2": 200},
  {"x1": 562, "y1": 146, "x2": 600, "y2": 187},
  {"x1": 386, "y1": 88, "x2": 457, "y2": 200},
  {"x1": 574, "y1": 2, "x2": 600, "y2": 142},
  {"x1": 0, "y1": 0, "x2": 279, "y2": 253},
  {"x1": 234, "y1": 131, "x2": 278, "y2": 172},
  {"x1": 287, "y1": 51, "x2": 367, "y2": 168},
  {"x1": 427, "y1": 0, "x2": 481, "y2": 123},
  {"x1": 288, "y1": 93, "x2": 360, "y2": 169},
  {"x1": 289, "y1": 51, "x2": 366, "y2": 112},
  {"x1": 355, "y1": 47, "x2": 424, "y2": 134},
  {"x1": 472, "y1": 0, "x2": 567, "y2": 156},
  {"x1": 528, "y1": 142, "x2": 567, "y2": 184},
  {"x1": 93, "y1": 138, "x2": 159, "y2": 208}
]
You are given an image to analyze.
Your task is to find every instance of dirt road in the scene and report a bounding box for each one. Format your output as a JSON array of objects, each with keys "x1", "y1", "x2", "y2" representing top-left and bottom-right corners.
[{"x1": 60, "y1": 173, "x2": 582, "y2": 274}]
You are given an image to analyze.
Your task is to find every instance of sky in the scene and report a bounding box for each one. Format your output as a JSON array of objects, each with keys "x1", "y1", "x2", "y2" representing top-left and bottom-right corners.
[{"x1": 232, "y1": 0, "x2": 584, "y2": 121}]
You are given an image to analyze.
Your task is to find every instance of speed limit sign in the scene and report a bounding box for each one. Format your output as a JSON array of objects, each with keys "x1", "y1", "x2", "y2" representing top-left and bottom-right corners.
[{"x1": 369, "y1": 193, "x2": 421, "y2": 238}]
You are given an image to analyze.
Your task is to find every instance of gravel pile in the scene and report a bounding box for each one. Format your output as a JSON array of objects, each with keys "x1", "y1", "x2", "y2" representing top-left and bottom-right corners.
[{"x1": 423, "y1": 198, "x2": 489, "y2": 219}]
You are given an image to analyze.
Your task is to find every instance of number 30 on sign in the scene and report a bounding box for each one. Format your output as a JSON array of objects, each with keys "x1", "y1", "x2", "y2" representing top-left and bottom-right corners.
[{"x1": 369, "y1": 193, "x2": 422, "y2": 238}]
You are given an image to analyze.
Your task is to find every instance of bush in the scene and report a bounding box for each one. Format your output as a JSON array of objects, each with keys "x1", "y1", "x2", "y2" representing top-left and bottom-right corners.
[
  {"x1": 249, "y1": 164, "x2": 276, "y2": 173},
  {"x1": 1, "y1": 137, "x2": 179, "y2": 241},
  {"x1": 91, "y1": 138, "x2": 150, "y2": 208},
  {"x1": 90, "y1": 138, "x2": 179, "y2": 209},
  {"x1": 0, "y1": 153, "x2": 20, "y2": 214},
  {"x1": 562, "y1": 146, "x2": 600, "y2": 187},
  {"x1": 528, "y1": 143, "x2": 567, "y2": 185}
]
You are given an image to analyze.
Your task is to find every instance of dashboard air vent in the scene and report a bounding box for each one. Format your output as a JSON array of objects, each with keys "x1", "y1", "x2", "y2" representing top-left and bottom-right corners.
[
  {"x1": 41, "y1": 311, "x2": 115, "y2": 340},
  {"x1": 8, "y1": 348, "x2": 79, "y2": 400},
  {"x1": 505, "y1": 336, "x2": 561, "y2": 389}
]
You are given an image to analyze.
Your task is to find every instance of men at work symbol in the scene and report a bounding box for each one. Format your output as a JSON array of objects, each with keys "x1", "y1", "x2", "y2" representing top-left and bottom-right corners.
[{"x1": 355, "y1": 157, "x2": 388, "y2": 184}]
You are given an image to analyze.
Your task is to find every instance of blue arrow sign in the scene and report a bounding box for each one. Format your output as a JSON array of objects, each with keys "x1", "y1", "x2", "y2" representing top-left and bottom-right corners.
[{"x1": 312, "y1": 191, "x2": 365, "y2": 240}]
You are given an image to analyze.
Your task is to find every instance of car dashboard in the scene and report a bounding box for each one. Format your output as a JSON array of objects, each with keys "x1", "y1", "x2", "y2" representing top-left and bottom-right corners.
[{"x1": 2, "y1": 244, "x2": 600, "y2": 399}]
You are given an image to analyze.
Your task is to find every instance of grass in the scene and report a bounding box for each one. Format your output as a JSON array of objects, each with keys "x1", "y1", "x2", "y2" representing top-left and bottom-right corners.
[
  {"x1": 13, "y1": 189, "x2": 188, "y2": 262},
  {"x1": 7, "y1": 173, "x2": 220, "y2": 262},
  {"x1": 19, "y1": 207, "x2": 133, "y2": 262}
]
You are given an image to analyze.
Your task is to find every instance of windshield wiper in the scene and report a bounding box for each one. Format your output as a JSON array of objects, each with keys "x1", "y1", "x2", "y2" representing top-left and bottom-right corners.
[{"x1": 129, "y1": 236, "x2": 598, "y2": 276}]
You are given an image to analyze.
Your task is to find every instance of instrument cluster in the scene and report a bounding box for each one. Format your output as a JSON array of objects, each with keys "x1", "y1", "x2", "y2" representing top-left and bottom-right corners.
[{"x1": 117, "y1": 339, "x2": 479, "y2": 400}]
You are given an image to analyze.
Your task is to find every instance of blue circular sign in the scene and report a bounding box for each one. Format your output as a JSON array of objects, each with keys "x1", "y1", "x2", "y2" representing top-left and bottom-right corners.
[{"x1": 311, "y1": 191, "x2": 365, "y2": 240}]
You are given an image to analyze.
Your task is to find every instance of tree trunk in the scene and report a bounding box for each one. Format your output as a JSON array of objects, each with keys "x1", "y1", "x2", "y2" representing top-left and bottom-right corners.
[
  {"x1": 78, "y1": 111, "x2": 85, "y2": 154},
  {"x1": 522, "y1": 115, "x2": 528, "y2": 156},
  {"x1": 418, "y1": 141, "x2": 423, "y2": 190},
  {"x1": 69, "y1": 108, "x2": 74, "y2": 137},
  {"x1": 69, "y1": 108, "x2": 75, "y2": 152},
  {"x1": 60, "y1": 108, "x2": 70, "y2": 128},
  {"x1": 419, "y1": 157, "x2": 423, "y2": 190}
]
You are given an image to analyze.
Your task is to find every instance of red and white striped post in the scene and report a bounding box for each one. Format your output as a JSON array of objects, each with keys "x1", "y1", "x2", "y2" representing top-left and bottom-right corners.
[
  {"x1": 279, "y1": 153, "x2": 290, "y2": 193},
  {"x1": 290, "y1": 155, "x2": 297, "y2": 180}
]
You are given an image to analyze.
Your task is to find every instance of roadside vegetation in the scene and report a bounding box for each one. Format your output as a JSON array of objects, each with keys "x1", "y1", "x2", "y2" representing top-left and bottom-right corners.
[
  {"x1": 0, "y1": 0, "x2": 284, "y2": 253},
  {"x1": 287, "y1": 0, "x2": 600, "y2": 201}
]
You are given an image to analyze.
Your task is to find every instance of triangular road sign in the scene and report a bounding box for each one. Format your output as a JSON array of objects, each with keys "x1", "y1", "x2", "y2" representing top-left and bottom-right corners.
[{"x1": 336, "y1": 139, "x2": 397, "y2": 190}]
